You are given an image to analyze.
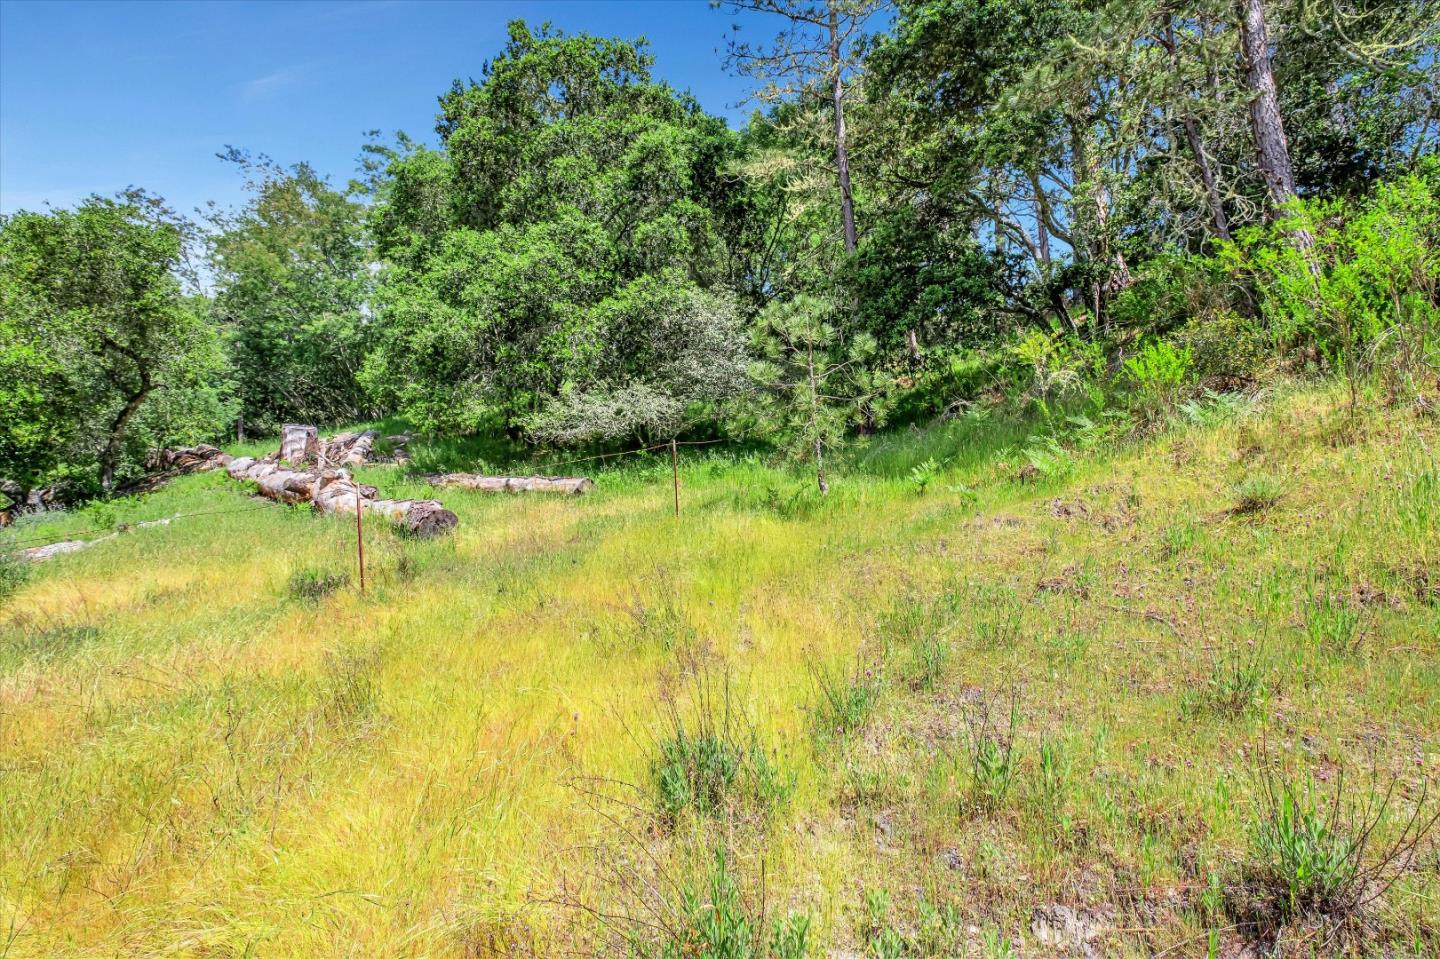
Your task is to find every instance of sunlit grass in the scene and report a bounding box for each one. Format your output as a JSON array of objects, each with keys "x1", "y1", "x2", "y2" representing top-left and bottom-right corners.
[{"x1": 2, "y1": 382, "x2": 1437, "y2": 957}]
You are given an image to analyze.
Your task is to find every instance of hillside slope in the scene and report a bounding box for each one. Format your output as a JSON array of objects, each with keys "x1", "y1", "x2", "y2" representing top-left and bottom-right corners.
[{"x1": 2, "y1": 383, "x2": 1437, "y2": 958}]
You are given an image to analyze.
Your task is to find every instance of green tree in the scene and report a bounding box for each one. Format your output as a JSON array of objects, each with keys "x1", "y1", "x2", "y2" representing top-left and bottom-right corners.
[
  {"x1": 0, "y1": 195, "x2": 229, "y2": 497},
  {"x1": 365, "y1": 21, "x2": 753, "y2": 439},
  {"x1": 747, "y1": 294, "x2": 891, "y2": 493},
  {"x1": 207, "y1": 149, "x2": 376, "y2": 434}
]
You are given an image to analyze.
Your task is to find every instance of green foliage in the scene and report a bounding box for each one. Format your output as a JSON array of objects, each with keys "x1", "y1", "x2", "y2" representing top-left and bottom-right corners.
[
  {"x1": 1247, "y1": 781, "x2": 1361, "y2": 923},
  {"x1": 651, "y1": 667, "x2": 791, "y2": 823},
  {"x1": 364, "y1": 22, "x2": 749, "y2": 438},
  {"x1": 1220, "y1": 175, "x2": 1440, "y2": 405},
  {"x1": 747, "y1": 295, "x2": 892, "y2": 494},
  {"x1": 906, "y1": 457, "x2": 942, "y2": 495},
  {"x1": 1231, "y1": 473, "x2": 1286, "y2": 514},
  {"x1": 810, "y1": 658, "x2": 883, "y2": 740},
  {"x1": 208, "y1": 150, "x2": 375, "y2": 431},
  {"x1": 0, "y1": 194, "x2": 231, "y2": 496},
  {"x1": 648, "y1": 851, "x2": 810, "y2": 959},
  {"x1": 960, "y1": 699, "x2": 1020, "y2": 813},
  {"x1": 0, "y1": 546, "x2": 28, "y2": 604}
]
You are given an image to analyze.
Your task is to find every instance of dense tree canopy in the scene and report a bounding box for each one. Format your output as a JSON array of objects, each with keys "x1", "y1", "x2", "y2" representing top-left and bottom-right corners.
[
  {"x1": 207, "y1": 150, "x2": 376, "y2": 434},
  {"x1": 362, "y1": 22, "x2": 757, "y2": 437},
  {"x1": 0, "y1": 196, "x2": 229, "y2": 499}
]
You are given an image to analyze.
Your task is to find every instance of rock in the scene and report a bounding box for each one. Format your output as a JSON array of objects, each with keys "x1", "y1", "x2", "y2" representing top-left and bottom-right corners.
[{"x1": 1029, "y1": 904, "x2": 1108, "y2": 956}]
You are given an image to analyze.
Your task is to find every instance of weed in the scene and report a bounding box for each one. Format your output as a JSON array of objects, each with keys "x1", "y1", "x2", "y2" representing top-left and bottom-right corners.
[
  {"x1": 974, "y1": 590, "x2": 1026, "y2": 649},
  {"x1": 1304, "y1": 586, "x2": 1365, "y2": 656},
  {"x1": 641, "y1": 850, "x2": 811, "y2": 959},
  {"x1": 1159, "y1": 517, "x2": 1200, "y2": 558},
  {"x1": 286, "y1": 565, "x2": 350, "y2": 601},
  {"x1": 1, "y1": 622, "x2": 100, "y2": 667},
  {"x1": 1231, "y1": 473, "x2": 1286, "y2": 514},
  {"x1": 958, "y1": 697, "x2": 1020, "y2": 813},
  {"x1": 1234, "y1": 760, "x2": 1440, "y2": 942},
  {"x1": 651, "y1": 667, "x2": 791, "y2": 823},
  {"x1": 907, "y1": 457, "x2": 942, "y2": 495},
  {"x1": 0, "y1": 546, "x2": 29, "y2": 603},
  {"x1": 981, "y1": 925, "x2": 1015, "y2": 959},
  {"x1": 879, "y1": 594, "x2": 951, "y2": 691},
  {"x1": 862, "y1": 889, "x2": 910, "y2": 958},
  {"x1": 318, "y1": 646, "x2": 380, "y2": 732},
  {"x1": 629, "y1": 581, "x2": 697, "y2": 650},
  {"x1": 1022, "y1": 436, "x2": 1076, "y2": 482},
  {"x1": 916, "y1": 896, "x2": 961, "y2": 955},
  {"x1": 1183, "y1": 648, "x2": 1268, "y2": 717},
  {"x1": 810, "y1": 657, "x2": 883, "y2": 741}
]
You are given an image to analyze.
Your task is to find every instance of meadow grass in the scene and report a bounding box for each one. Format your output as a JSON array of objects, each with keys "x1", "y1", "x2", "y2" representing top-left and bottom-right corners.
[{"x1": 1, "y1": 382, "x2": 1437, "y2": 957}]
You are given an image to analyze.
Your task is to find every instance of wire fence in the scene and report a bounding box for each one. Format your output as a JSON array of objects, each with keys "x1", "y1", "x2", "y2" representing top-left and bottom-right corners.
[
  {"x1": 5, "y1": 436, "x2": 731, "y2": 555},
  {"x1": 3, "y1": 502, "x2": 282, "y2": 550}
]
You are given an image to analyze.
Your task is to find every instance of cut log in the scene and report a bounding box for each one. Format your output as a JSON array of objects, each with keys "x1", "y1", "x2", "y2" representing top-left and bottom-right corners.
[
  {"x1": 145, "y1": 444, "x2": 232, "y2": 474},
  {"x1": 280, "y1": 424, "x2": 319, "y2": 465},
  {"x1": 429, "y1": 473, "x2": 594, "y2": 495},
  {"x1": 227, "y1": 457, "x2": 458, "y2": 537},
  {"x1": 321, "y1": 430, "x2": 378, "y2": 467},
  {"x1": 21, "y1": 515, "x2": 177, "y2": 562}
]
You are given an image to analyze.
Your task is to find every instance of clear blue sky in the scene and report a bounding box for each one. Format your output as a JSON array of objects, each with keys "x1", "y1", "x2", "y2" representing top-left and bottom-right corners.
[{"x1": 0, "y1": 0, "x2": 765, "y2": 217}]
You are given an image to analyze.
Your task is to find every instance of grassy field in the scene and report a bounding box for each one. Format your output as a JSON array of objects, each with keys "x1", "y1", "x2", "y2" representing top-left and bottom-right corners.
[{"x1": 2, "y1": 382, "x2": 1437, "y2": 958}]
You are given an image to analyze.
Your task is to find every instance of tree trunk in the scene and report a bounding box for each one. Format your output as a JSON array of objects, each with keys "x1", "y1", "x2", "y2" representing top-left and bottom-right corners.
[
  {"x1": 828, "y1": 1, "x2": 857, "y2": 254},
  {"x1": 100, "y1": 377, "x2": 152, "y2": 493},
  {"x1": 1181, "y1": 112, "x2": 1232, "y2": 241},
  {"x1": 807, "y1": 340, "x2": 828, "y2": 495},
  {"x1": 1237, "y1": 0, "x2": 1300, "y2": 215}
]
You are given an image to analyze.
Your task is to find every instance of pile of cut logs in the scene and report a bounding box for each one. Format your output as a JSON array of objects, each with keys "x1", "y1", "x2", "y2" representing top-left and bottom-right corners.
[{"x1": 228, "y1": 425, "x2": 458, "y2": 537}]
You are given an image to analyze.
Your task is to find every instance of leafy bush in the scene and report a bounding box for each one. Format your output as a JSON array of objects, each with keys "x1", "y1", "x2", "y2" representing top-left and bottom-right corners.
[
  {"x1": 1122, "y1": 338, "x2": 1195, "y2": 424},
  {"x1": 1173, "y1": 312, "x2": 1268, "y2": 386},
  {"x1": 1220, "y1": 174, "x2": 1440, "y2": 412}
]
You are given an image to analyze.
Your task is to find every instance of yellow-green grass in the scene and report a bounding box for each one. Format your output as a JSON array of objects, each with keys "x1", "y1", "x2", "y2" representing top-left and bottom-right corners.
[{"x1": 1, "y1": 382, "x2": 1437, "y2": 957}]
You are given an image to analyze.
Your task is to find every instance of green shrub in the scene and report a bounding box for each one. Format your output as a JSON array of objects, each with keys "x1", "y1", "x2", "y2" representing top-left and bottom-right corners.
[
  {"x1": 1122, "y1": 338, "x2": 1195, "y2": 424},
  {"x1": 1220, "y1": 174, "x2": 1440, "y2": 411},
  {"x1": 1173, "y1": 312, "x2": 1268, "y2": 385}
]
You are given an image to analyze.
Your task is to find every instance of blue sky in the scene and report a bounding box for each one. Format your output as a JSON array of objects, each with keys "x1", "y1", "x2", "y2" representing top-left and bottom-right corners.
[{"x1": 0, "y1": 0, "x2": 765, "y2": 217}]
